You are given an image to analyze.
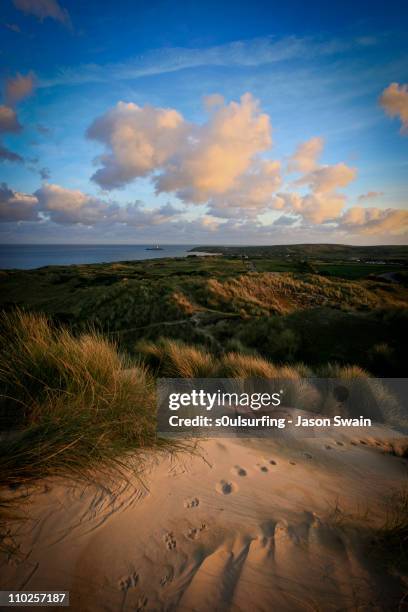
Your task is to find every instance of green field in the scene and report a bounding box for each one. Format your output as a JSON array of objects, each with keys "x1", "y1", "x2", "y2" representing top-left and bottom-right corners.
[
  {"x1": 249, "y1": 258, "x2": 406, "y2": 279},
  {"x1": 190, "y1": 243, "x2": 408, "y2": 261}
]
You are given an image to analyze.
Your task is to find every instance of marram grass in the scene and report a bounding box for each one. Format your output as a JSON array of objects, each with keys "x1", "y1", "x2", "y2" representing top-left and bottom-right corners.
[
  {"x1": 1, "y1": 311, "x2": 405, "y2": 489},
  {"x1": 0, "y1": 310, "x2": 165, "y2": 488}
]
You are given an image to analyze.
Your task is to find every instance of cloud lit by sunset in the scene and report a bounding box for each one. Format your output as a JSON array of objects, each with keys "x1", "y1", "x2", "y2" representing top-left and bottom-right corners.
[{"x1": 0, "y1": 0, "x2": 407, "y2": 244}]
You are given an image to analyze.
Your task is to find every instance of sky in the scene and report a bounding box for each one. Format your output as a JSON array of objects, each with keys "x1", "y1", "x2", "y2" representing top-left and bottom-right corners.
[{"x1": 0, "y1": 0, "x2": 407, "y2": 245}]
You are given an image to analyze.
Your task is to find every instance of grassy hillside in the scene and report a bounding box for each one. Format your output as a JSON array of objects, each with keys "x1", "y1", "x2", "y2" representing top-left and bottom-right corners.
[{"x1": 1, "y1": 255, "x2": 407, "y2": 376}]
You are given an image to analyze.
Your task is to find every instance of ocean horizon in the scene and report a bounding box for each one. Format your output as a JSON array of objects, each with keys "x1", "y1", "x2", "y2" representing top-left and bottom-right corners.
[{"x1": 0, "y1": 244, "x2": 210, "y2": 270}]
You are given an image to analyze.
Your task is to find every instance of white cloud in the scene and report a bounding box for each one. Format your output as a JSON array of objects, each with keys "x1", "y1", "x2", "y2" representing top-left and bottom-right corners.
[
  {"x1": 340, "y1": 206, "x2": 408, "y2": 235},
  {"x1": 188, "y1": 215, "x2": 222, "y2": 232},
  {"x1": 0, "y1": 75, "x2": 36, "y2": 163},
  {"x1": 2, "y1": 83, "x2": 406, "y2": 242},
  {"x1": 87, "y1": 101, "x2": 187, "y2": 189},
  {"x1": 83, "y1": 93, "x2": 406, "y2": 239},
  {"x1": 0, "y1": 145, "x2": 23, "y2": 163},
  {"x1": 155, "y1": 93, "x2": 272, "y2": 203},
  {"x1": 288, "y1": 137, "x2": 323, "y2": 173},
  {"x1": 1, "y1": 181, "x2": 406, "y2": 243},
  {"x1": 88, "y1": 94, "x2": 274, "y2": 217},
  {"x1": 40, "y1": 35, "x2": 374, "y2": 88},
  {"x1": 295, "y1": 162, "x2": 357, "y2": 193},
  {"x1": 294, "y1": 192, "x2": 346, "y2": 224},
  {"x1": 379, "y1": 82, "x2": 408, "y2": 134},
  {"x1": 13, "y1": 0, "x2": 71, "y2": 27},
  {"x1": 273, "y1": 215, "x2": 298, "y2": 226},
  {"x1": 0, "y1": 182, "x2": 185, "y2": 228},
  {"x1": 358, "y1": 191, "x2": 384, "y2": 202},
  {"x1": 5, "y1": 72, "x2": 36, "y2": 106},
  {"x1": 35, "y1": 183, "x2": 111, "y2": 225},
  {"x1": 109, "y1": 201, "x2": 182, "y2": 228},
  {"x1": 273, "y1": 191, "x2": 345, "y2": 224},
  {"x1": 0, "y1": 105, "x2": 23, "y2": 163},
  {"x1": 0, "y1": 105, "x2": 21, "y2": 133},
  {"x1": 208, "y1": 160, "x2": 281, "y2": 218},
  {"x1": 271, "y1": 138, "x2": 357, "y2": 224},
  {"x1": 0, "y1": 183, "x2": 39, "y2": 221},
  {"x1": 203, "y1": 94, "x2": 225, "y2": 110}
]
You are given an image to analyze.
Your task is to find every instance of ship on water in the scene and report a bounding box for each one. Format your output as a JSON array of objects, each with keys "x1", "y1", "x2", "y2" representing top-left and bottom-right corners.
[{"x1": 145, "y1": 245, "x2": 163, "y2": 251}]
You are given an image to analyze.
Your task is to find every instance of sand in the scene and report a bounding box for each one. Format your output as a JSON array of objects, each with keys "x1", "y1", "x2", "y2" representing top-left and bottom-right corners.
[{"x1": 1, "y1": 419, "x2": 407, "y2": 611}]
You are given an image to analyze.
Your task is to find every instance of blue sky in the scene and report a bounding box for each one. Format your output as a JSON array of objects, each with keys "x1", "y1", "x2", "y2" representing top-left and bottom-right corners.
[{"x1": 0, "y1": 0, "x2": 407, "y2": 244}]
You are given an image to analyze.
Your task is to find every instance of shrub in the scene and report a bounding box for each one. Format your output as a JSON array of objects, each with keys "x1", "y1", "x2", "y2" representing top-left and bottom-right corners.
[{"x1": 236, "y1": 316, "x2": 300, "y2": 362}]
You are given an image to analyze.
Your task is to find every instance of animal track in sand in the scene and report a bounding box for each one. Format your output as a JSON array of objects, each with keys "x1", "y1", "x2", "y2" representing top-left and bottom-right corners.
[
  {"x1": 163, "y1": 532, "x2": 177, "y2": 550},
  {"x1": 289, "y1": 461, "x2": 296, "y2": 465},
  {"x1": 336, "y1": 441, "x2": 344, "y2": 446},
  {"x1": 256, "y1": 463, "x2": 269, "y2": 473},
  {"x1": 269, "y1": 459, "x2": 277, "y2": 465},
  {"x1": 360, "y1": 439, "x2": 367, "y2": 445},
  {"x1": 216, "y1": 479, "x2": 238, "y2": 495},
  {"x1": 304, "y1": 452, "x2": 313, "y2": 459},
  {"x1": 184, "y1": 497, "x2": 200, "y2": 509},
  {"x1": 135, "y1": 595, "x2": 148, "y2": 611},
  {"x1": 186, "y1": 523, "x2": 208, "y2": 540},
  {"x1": 325, "y1": 445, "x2": 332, "y2": 450},
  {"x1": 232, "y1": 465, "x2": 247, "y2": 477},
  {"x1": 118, "y1": 572, "x2": 139, "y2": 591},
  {"x1": 160, "y1": 567, "x2": 174, "y2": 587}
]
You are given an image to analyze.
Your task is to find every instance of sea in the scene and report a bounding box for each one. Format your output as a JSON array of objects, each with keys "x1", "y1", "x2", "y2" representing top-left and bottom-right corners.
[{"x1": 0, "y1": 244, "x2": 210, "y2": 270}]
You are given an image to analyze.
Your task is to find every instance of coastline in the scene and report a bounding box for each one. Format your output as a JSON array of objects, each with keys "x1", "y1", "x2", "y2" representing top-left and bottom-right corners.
[{"x1": 0, "y1": 244, "x2": 216, "y2": 271}]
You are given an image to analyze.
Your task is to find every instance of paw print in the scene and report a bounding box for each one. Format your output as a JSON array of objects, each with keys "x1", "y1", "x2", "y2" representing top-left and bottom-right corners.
[
  {"x1": 118, "y1": 572, "x2": 139, "y2": 591},
  {"x1": 164, "y1": 532, "x2": 176, "y2": 550},
  {"x1": 184, "y1": 497, "x2": 200, "y2": 508}
]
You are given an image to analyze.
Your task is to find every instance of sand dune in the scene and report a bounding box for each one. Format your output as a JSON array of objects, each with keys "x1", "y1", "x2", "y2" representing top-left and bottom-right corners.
[{"x1": 1, "y1": 420, "x2": 407, "y2": 611}]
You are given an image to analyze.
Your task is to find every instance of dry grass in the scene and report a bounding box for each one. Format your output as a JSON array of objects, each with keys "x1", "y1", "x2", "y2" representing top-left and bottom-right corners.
[
  {"x1": 375, "y1": 488, "x2": 408, "y2": 576},
  {"x1": 136, "y1": 338, "x2": 407, "y2": 428},
  {"x1": 329, "y1": 489, "x2": 408, "y2": 584},
  {"x1": 315, "y1": 363, "x2": 407, "y2": 426},
  {"x1": 214, "y1": 352, "x2": 309, "y2": 378},
  {"x1": 135, "y1": 338, "x2": 314, "y2": 382},
  {"x1": 1, "y1": 311, "x2": 406, "y2": 486},
  {"x1": 0, "y1": 310, "x2": 164, "y2": 488},
  {"x1": 135, "y1": 338, "x2": 215, "y2": 378},
  {"x1": 203, "y1": 272, "x2": 405, "y2": 316}
]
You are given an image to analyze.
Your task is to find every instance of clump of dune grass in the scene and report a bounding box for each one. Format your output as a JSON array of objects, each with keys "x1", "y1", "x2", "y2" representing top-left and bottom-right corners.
[
  {"x1": 136, "y1": 338, "x2": 406, "y2": 427},
  {"x1": 215, "y1": 351, "x2": 280, "y2": 378},
  {"x1": 213, "y1": 353, "x2": 317, "y2": 411},
  {"x1": 315, "y1": 363, "x2": 406, "y2": 426},
  {"x1": 329, "y1": 489, "x2": 408, "y2": 584},
  {"x1": 0, "y1": 310, "x2": 165, "y2": 488},
  {"x1": 137, "y1": 340, "x2": 319, "y2": 411},
  {"x1": 135, "y1": 338, "x2": 215, "y2": 378},
  {"x1": 136, "y1": 339, "x2": 312, "y2": 382},
  {"x1": 372, "y1": 489, "x2": 408, "y2": 577}
]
